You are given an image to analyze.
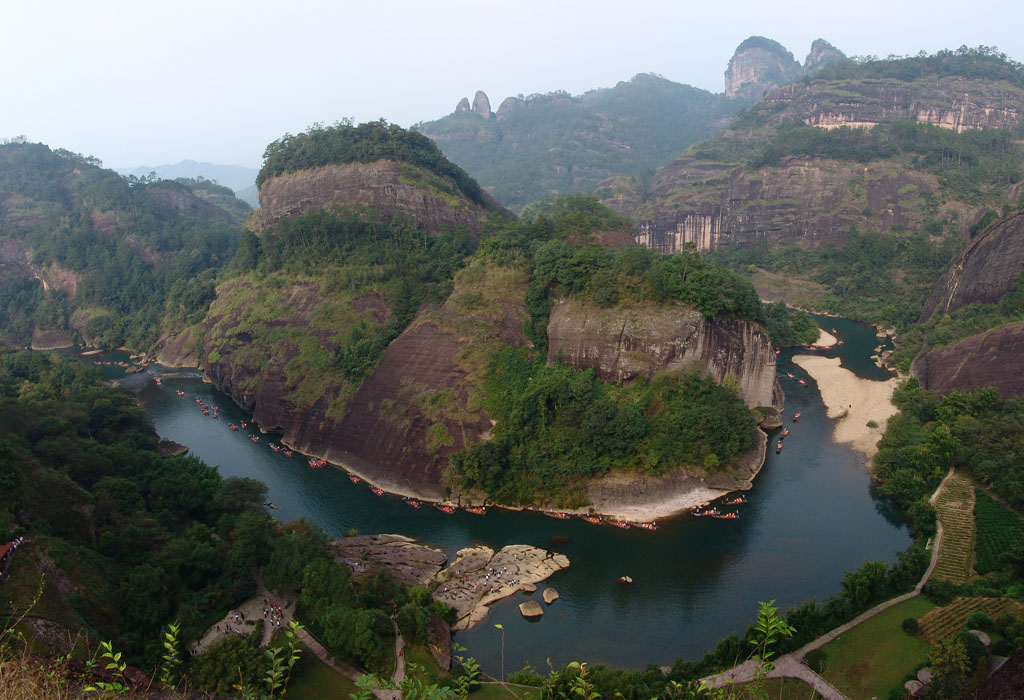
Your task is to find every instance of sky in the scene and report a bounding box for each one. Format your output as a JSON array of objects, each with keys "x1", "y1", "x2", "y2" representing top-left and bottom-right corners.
[{"x1": 3, "y1": 0, "x2": 1023, "y2": 170}]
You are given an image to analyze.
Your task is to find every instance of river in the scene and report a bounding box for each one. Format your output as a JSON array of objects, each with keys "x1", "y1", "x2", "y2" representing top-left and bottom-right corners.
[{"x1": 84, "y1": 315, "x2": 908, "y2": 673}]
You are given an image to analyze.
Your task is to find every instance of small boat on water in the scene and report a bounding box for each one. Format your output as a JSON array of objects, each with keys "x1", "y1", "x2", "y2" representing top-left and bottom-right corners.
[
  {"x1": 201, "y1": 409, "x2": 209, "y2": 415},
  {"x1": 693, "y1": 508, "x2": 719, "y2": 518},
  {"x1": 241, "y1": 421, "x2": 248, "y2": 429},
  {"x1": 212, "y1": 412, "x2": 218, "y2": 419},
  {"x1": 250, "y1": 435, "x2": 260, "y2": 443},
  {"x1": 724, "y1": 496, "x2": 747, "y2": 505},
  {"x1": 465, "y1": 506, "x2": 486, "y2": 515},
  {"x1": 638, "y1": 522, "x2": 657, "y2": 531},
  {"x1": 229, "y1": 424, "x2": 238, "y2": 431},
  {"x1": 610, "y1": 520, "x2": 631, "y2": 529},
  {"x1": 776, "y1": 441, "x2": 783, "y2": 454},
  {"x1": 308, "y1": 458, "x2": 326, "y2": 468},
  {"x1": 270, "y1": 444, "x2": 281, "y2": 452},
  {"x1": 711, "y1": 512, "x2": 740, "y2": 520},
  {"x1": 582, "y1": 515, "x2": 602, "y2": 525},
  {"x1": 617, "y1": 575, "x2": 633, "y2": 584},
  {"x1": 545, "y1": 510, "x2": 571, "y2": 520},
  {"x1": 348, "y1": 474, "x2": 360, "y2": 484},
  {"x1": 793, "y1": 412, "x2": 801, "y2": 422},
  {"x1": 283, "y1": 450, "x2": 292, "y2": 457},
  {"x1": 176, "y1": 390, "x2": 185, "y2": 397},
  {"x1": 404, "y1": 498, "x2": 421, "y2": 509},
  {"x1": 780, "y1": 428, "x2": 789, "y2": 439},
  {"x1": 435, "y1": 504, "x2": 456, "y2": 515},
  {"x1": 371, "y1": 487, "x2": 386, "y2": 497},
  {"x1": 263, "y1": 502, "x2": 279, "y2": 509},
  {"x1": 798, "y1": 379, "x2": 806, "y2": 385},
  {"x1": 786, "y1": 373, "x2": 794, "y2": 379}
]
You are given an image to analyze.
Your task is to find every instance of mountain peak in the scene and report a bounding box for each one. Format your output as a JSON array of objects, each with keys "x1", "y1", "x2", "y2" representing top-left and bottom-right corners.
[{"x1": 725, "y1": 36, "x2": 802, "y2": 99}]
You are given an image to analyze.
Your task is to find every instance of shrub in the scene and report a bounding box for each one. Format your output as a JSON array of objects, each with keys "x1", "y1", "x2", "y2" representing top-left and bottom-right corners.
[
  {"x1": 867, "y1": 420, "x2": 879, "y2": 428},
  {"x1": 966, "y1": 611, "x2": 993, "y2": 631},
  {"x1": 995, "y1": 614, "x2": 1018, "y2": 635},
  {"x1": 991, "y1": 639, "x2": 1015, "y2": 657},
  {"x1": 902, "y1": 617, "x2": 920, "y2": 634},
  {"x1": 924, "y1": 579, "x2": 960, "y2": 606},
  {"x1": 804, "y1": 648, "x2": 827, "y2": 672}
]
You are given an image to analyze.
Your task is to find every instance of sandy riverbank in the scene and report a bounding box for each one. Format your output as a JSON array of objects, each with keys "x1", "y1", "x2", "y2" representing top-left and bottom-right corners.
[
  {"x1": 791, "y1": 354, "x2": 899, "y2": 460},
  {"x1": 815, "y1": 328, "x2": 837, "y2": 347}
]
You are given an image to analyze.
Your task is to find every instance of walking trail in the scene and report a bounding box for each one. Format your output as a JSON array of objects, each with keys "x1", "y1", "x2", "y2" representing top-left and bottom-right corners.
[{"x1": 702, "y1": 467, "x2": 955, "y2": 700}]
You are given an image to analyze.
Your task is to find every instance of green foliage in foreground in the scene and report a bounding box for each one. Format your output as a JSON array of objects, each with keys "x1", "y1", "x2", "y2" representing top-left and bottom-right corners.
[
  {"x1": 974, "y1": 490, "x2": 1024, "y2": 575},
  {"x1": 257, "y1": 119, "x2": 498, "y2": 210},
  {"x1": 448, "y1": 348, "x2": 756, "y2": 506}
]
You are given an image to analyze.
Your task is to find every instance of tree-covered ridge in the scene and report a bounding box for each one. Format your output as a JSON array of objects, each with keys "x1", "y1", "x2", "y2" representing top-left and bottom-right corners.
[
  {"x1": 416, "y1": 74, "x2": 739, "y2": 209},
  {"x1": 256, "y1": 120, "x2": 499, "y2": 210},
  {"x1": 0, "y1": 348, "x2": 448, "y2": 685},
  {"x1": 812, "y1": 45, "x2": 1024, "y2": 87},
  {"x1": 0, "y1": 140, "x2": 244, "y2": 350}
]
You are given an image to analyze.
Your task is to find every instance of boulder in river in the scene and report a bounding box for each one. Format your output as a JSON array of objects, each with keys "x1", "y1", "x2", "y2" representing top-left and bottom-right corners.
[
  {"x1": 520, "y1": 583, "x2": 537, "y2": 593},
  {"x1": 617, "y1": 576, "x2": 633, "y2": 584},
  {"x1": 543, "y1": 588, "x2": 559, "y2": 604},
  {"x1": 519, "y1": 601, "x2": 544, "y2": 618}
]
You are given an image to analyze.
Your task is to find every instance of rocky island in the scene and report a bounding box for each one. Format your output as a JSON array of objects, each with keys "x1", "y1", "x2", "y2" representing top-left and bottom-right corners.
[{"x1": 328, "y1": 534, "x2": 570, "y2": 630}]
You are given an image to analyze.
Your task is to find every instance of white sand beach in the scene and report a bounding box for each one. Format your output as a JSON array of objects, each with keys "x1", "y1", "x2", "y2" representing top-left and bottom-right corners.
[
  {"x1": 791, "y1": 354, "x2": 899, "y2": 460},
  {"x1": 815, "y1": 327, "x2": 837, "y2": 347}
]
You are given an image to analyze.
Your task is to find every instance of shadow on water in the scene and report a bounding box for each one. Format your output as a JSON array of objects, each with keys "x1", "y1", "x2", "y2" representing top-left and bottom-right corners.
[{"x1": 75, "y1": 317, "x2": 911, "y2": 672}]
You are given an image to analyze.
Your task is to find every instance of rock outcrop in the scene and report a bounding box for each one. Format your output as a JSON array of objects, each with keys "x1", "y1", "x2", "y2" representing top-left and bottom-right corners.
[
  {"x1": 455, "y1": 97, "x2": 471, "y2": 113},
  {"x1": 255, "y1": 160, "x2": 493, "y2": 238},
  {"x1": 724, "y1": 36, "x2": 802, "y2": 100},
  {"x1": 803, "y1": 39, "x2": 845, "y2": 74},
  {"x1": 919, "y1": 211, "x2": 1024, "y2": 321},
  {"x1": 547, "y1": 298, "x2": 780, "y2": 409},
  {"x1": 472, "y1": 91, "x2": 492, "y2": 118},
  {"x1": 911, "y1": 322, "x2": 1024, "y2": 397}
]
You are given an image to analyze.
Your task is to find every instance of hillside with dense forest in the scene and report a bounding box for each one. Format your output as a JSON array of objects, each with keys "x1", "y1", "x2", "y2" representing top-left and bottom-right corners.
[
  {"x1": 415, "y1": 74, "x2": 742, "y2": 210},
  {"x1": 601, "y1": 47, "x2": 1024, "y2": 329},
  {"x1": 0, "y1": 140, "x2": 247, "y2": 351}
]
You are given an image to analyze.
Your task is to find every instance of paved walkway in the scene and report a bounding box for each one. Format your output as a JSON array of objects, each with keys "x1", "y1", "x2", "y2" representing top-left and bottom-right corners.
[{"x1": 702, "y1": 467, "x2": 956, "y2": 700}]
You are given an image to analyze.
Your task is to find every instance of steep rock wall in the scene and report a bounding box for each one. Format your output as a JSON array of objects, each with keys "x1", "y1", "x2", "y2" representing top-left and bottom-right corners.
[
  {"x1": 256, "y1": 160, "x2": 489, "y2": 238},
  {"x1": 919, "y1": 210, "x2": 1024, "y2": 321},
  {"x1": 912, "y1": 322, "x2": 1024, "y2": 396},
  {"x1": 546, "y1": 298, "x2": 780, "y2": 409},
  {"x1": 628, "y1": 158, "x2": 942, "y2": 252},
  {"x1": 724, "y1": 41, "x2": 802, "y2": 100},
  {"x1": 761, "y1": 77, "x2": 1024, "y2": 133}
]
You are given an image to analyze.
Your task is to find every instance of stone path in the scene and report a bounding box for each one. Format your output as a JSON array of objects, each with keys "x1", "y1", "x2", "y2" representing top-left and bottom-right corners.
[{"x1": 702, "y1": 467, "x2": 957, "y2": 700}]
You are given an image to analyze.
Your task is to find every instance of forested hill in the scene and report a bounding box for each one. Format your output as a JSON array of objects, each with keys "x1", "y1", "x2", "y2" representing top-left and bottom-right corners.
[
  {"x1": 415, "y1": 73, "x2": 742, "y2": 210},
  {"x1": 0, "y1": 140, "x2": 246, "y2": 351},
  {"x1": 605, "y1": 47, "x2": 1024, "y2": 329}
]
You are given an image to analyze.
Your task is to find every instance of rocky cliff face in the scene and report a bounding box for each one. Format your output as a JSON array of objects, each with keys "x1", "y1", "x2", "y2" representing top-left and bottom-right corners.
[
  {"x1": 912, "y1": 322, "x2": 1024, "y2": 396},
  {"x1": 256, "y1": 160, "x2": 492, "y2": 238},
  {"x1": 919, "y1": 211, "x2": 1024, "y2": 321},
  {"x1": 203, "y1": 264, "x2": 532, "y2": 500},
  {"x1": 622, "y1": 157, "x2": 946, "y2": 252},
  {"x1": 547, "y1": 298, "x2": 781, "y2": 410},
  {"x1": 760, "y1": 77, "x2": 1024, "y2": 133},
  {"x1": 145, "y1": 185, "x2": 237, "y2": 222},
  {"x1": 472, "y1": 91, "x2": 492, "y2": 118},
  {"x1": 724, "y1": 37, "x2": 802, "y2": 99},
  {"x1": 803, "y1": 39, "x2": 846, "y2": 74}
]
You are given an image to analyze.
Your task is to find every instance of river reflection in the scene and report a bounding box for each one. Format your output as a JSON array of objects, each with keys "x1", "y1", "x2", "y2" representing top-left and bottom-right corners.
[{"x1": 79, "y1": 317, "x2": 911, "y2": 672}]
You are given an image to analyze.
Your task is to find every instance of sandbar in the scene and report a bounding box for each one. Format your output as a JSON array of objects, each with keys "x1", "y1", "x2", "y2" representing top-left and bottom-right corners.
[
  {"x1": 791, "y1": 354, "x2": 899, "y2": 460},
  {"x1": 815, "y1": 327, "x2": 837, "y2": 347}
]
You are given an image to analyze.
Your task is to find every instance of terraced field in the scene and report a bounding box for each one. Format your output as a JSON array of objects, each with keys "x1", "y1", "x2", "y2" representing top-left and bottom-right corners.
[
  {"x1": 917, "y1": 596, "x2": 1024, "y2": 643},
  {"x1": 933, "y1": 472, "x2": 976, "y2": 584}
]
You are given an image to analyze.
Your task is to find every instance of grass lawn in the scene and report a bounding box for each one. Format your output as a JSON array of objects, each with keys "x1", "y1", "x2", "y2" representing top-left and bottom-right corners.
[
  {"x1": 285, "y1": 643, "x2": 358, "y2": 700},
  {"x1": 819, "y1": 596, "x2": 936, "y2": 700},
  {"x1": 730, "y1": 678, "x2": 823, "y2": 700}
]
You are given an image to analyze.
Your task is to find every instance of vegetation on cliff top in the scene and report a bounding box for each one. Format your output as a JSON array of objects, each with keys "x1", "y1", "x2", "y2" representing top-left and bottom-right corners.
[
  {"x1": 257, "y1": 120, "x2": 500, "y2": 211},
  {"x1": 812, "y1": 45, "x2": 1024, "y2": 88}
]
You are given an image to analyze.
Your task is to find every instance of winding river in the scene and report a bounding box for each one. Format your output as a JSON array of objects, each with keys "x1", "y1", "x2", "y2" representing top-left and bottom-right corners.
[{"x1": 86, "y1": 315, "x2": 908, "y2": 673}]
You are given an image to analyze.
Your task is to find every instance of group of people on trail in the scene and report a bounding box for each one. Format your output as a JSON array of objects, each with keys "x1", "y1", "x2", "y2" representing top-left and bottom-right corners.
[{"x1": 264, "y1": 598, "x2": 289, "y2": 630}]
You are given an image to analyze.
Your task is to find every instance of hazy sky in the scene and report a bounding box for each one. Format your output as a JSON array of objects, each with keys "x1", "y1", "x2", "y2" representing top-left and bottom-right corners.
[{"x1": 3, "y1": 0, "x2": 1022, "y2": 169}]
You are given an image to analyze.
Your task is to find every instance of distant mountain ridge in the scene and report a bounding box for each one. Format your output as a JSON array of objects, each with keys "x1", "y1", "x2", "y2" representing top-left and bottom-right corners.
[
  {"x1": 119, "y1": 160, "x2": 259, "y2": 206},
  {"x1": 416, "y1": 73, "x2": 741, "y2": 210}
]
